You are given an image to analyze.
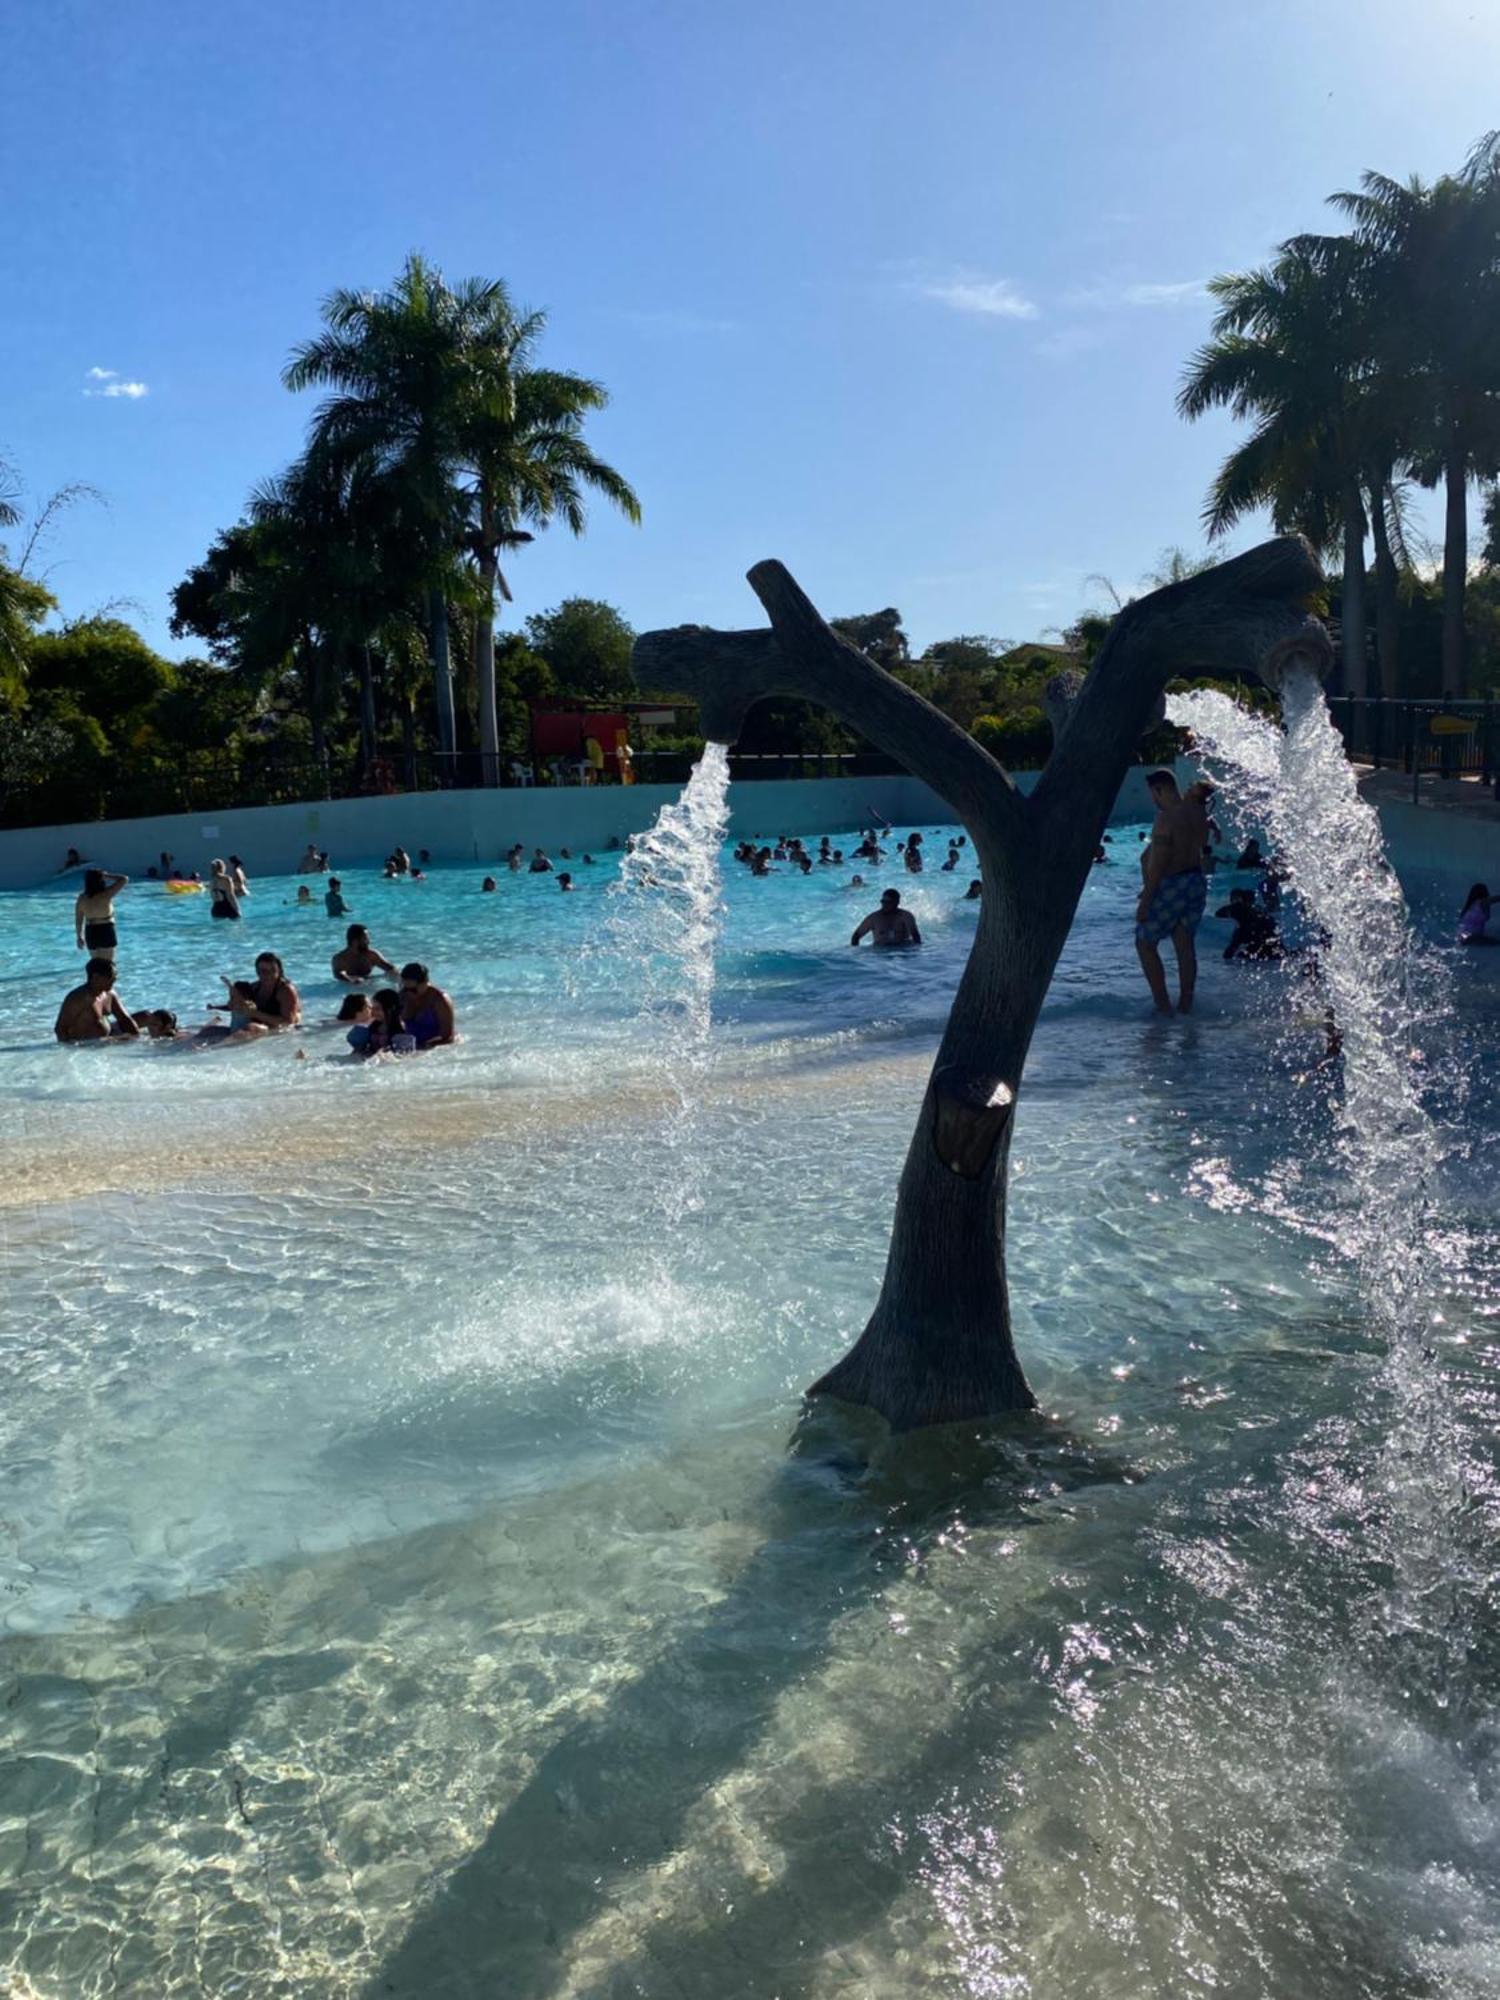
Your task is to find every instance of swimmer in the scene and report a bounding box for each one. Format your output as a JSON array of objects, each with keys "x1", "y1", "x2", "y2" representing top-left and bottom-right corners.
[
  {"x1": 213, "y1": 953, "x2": 300, "y2": 1030},
  {"x1": 332, "y1": 924, "x2": 397, "y2": 983},
  {"x1": 558, "y1": 872, "x2": 574, "y2": 891},
  {"x1": 581, "y1": 854, "x2": 594, "y2": 866},
  {"x1": 294, "y1": 885, "x2": 313, "y2": 905},
  {"x1": 398, "y1": 963, "x2": 456, "y2": 1048},
  {"x1": 208, "y1": 859, "x2": 241, "y2": 922},
  {"x1": 55, "y1": 959, "x2": 139, "y2": 1041},
  {"x1": 1458, "y1": 883, "x2": 1496, "y2": 945},
  {"x1": 481, "y1": 876, "x2": 497, "y2": 892},
  {"x1": 297, "y1": 842, "x2": 323, "y2": 874},
  {"x1": 229, "y1": 855, "x2": 250, "y2": 897},
  {"x1": 851, "y1": 887, "x2": 921, "y2": 948},
  {"x1": 58, "y1": 846, "x2": 88, "y2": 872},
  {"x1": 337, "y1": 991, "x2": 375, "y2": 1050},
  {"x1": 1093, "y1": 845, "x2": 1107, "y2": 865},
  {"x1": 358, "y1": 988, "x2": 411, "y2": 1057},
  {"x1": 74, "y1": 868, "x2": 128, "y2": 962},
  {"x1": 904, "y1": 833, "x2": 924, "y2": 874},
  {"x1": 964, "y1": 879, "x2": 982, "y2": 900},
  {"x1": 135, "y1": 1009, "x2": 181, "y2": 1039},
  {"x1": 1216, "y1": 888, "x2": 1282, "y2": 961},
  {"x1": 324, "y1": 877, "x2": 349, "y2": 917},
  {"x1": 529, "y1": 849, "x2": 553, "y2": 873},
  {"x1": 847, "y1": 873, "x2": 866, "y2": 890}
]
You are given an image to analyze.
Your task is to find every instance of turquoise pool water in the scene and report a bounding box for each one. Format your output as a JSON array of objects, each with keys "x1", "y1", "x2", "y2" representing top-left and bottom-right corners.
[{"x1": 2, "y1": 806, "x2": 1498, "y2": 1997}]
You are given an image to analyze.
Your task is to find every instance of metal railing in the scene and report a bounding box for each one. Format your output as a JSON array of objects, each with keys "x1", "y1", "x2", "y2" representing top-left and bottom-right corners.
[{"x1": 1324, "y1": 696, "x2": 1499, "y2": 802}]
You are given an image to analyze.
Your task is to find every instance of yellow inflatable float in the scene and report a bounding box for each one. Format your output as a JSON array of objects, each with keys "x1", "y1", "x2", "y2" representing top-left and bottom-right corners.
[{"x1": 164, "y1": 880, "x2": 204, "y2": 894}]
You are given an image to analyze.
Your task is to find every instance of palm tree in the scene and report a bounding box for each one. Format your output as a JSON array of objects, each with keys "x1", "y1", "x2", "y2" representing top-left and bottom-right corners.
[
  {"x1": 284, "y1": 254, "x2": 486, "y2": 762},
  {"x1": 458, "y1": 343, "x2": 641, "y2": 783},
  {"x1": 1329, "y1": 154, "x2": 1500, "y2": 694},
  {"x1": 1179, "y1": 244, "x2": 1375, "y2": 691}
]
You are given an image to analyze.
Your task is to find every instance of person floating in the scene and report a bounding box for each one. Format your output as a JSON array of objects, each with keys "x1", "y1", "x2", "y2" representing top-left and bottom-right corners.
[
  {"x1": 55, "y1": 959, "x2": 139, "y2": 1041},
  {"x1": 1135, "y1": 771, "x2": 1211, "y2": 1015},
  {"x1": 851, "y1": 887, "x2": 922, "y2": 948},
  {"x1": 1458, "y1": 883, "x2": 1496, "y2": 945},
  {"x1": 208, "y1": 859, "x2": 241, "y2": 922},
  {"x1": 74, "y1": 869, "x2": 128, "y2": 962},
  {"x1": 398, "y1": 963, "x2": 456, "y2": 1048},
  {"x1": 332, "y1": 924, "x2": 398, "y2": 983}
]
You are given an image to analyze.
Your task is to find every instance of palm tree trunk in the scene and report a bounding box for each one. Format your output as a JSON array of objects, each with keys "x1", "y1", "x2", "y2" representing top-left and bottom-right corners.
[
  {"x1": 476, "y1": 552, "x2": 500, "y2": 787},
  {"x1": 1442, "y1": 429, "x2": 1467, "y2": 697},
  {"x1": 359, "y1": 646, "x2": 378, "y2": 772},
  {"x1": 1340, "y1": 487, "x2": 1368, "y2": 698},
  {"x1": 429, "y1": 587, "x2": 457, "y2": 772},
  {"x1": 1368, "y1": 477, "x2": 1400, "y2": 699}
]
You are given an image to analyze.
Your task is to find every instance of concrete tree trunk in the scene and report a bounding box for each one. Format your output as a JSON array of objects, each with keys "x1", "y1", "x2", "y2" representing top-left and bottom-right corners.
[{"x1": 634, "y1": 538, "x2": 1329, "y2": 1431}]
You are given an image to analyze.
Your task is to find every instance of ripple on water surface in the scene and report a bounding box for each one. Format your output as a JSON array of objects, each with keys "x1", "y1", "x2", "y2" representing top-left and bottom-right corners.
[{"x1": 1, "y1": 816, "x2": 1499, "y2": 1995}]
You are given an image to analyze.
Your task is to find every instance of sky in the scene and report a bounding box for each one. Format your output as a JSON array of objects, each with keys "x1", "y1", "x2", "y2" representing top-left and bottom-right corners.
[{"x1": 3, "y1": 0, "x2": 1499, "y2": 661}]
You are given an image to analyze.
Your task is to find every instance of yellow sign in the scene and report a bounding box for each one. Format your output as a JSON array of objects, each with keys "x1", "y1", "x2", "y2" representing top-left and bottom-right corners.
[{"x1": 1430, "y1": 715, "x2": 1477, "y2": 736}]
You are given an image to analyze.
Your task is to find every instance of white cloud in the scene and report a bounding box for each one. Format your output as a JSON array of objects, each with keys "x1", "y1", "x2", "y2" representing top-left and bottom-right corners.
[
  {"x1": 918, "y1": 273, "x2": 1038, "y2": 321},
  {"x1": 1065, "y1": 279, "x2": 1210, "y2": 311},
  {"x1": 84, "y1": 367, "x2": 149, "y2": 400},
  {"x1": 1119, "y1": 279, "x2": 1210, "y2": 308}
]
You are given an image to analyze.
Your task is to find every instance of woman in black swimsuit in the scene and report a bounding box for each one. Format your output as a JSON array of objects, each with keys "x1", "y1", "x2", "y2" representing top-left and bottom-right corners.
[
  {"x1": 208, "y1": 859, "x2": 242, "y2": 921},
  {"x1": 74, "y1": 869, "x2": 128, "y2": 962}
]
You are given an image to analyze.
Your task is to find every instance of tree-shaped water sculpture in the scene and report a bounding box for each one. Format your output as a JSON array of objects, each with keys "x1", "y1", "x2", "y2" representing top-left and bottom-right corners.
[{"x1": 634, "y1": 539, "x2": 1330, "y2": 1429}]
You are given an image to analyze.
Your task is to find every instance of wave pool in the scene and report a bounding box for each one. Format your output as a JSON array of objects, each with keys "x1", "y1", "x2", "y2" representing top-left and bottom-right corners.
[{"x1": 2, "y1": 784, "x2": 1498, "y2": 1998}]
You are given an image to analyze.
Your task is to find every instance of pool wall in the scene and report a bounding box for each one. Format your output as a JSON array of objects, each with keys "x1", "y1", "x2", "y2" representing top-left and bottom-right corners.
[{"x1": 0, "y1": 765, "x2": 1188, "y2": 887}]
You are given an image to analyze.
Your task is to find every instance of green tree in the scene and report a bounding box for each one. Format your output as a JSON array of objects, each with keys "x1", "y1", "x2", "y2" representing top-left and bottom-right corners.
[
  {"x1": 27, "y1": 618, "x2": 176, "y2": 720},
  {"x1": 525, "y1": 597, "x2": 636, "y2": 700},
  {"x1": 1329, "y1": 149, "x2": 1500, "y2": 693},
  {"x1": 284, "y1": 255, "x2": 638, "y2": 777},
  {"x1": 1179, "y1": 242, "x2": 1374, "y2": 690},
  {"x1": 459, "y1": 332, "x2": 640, "y2": 782}
]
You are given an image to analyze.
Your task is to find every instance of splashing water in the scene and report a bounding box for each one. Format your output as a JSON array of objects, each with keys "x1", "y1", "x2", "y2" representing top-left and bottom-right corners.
[
  {"x1": 589, "y1": 744, "x2": 732, "y2": 1223},
  {"x1": 1167, "y1": 672, "x2": 1480, "y2": 1701}
]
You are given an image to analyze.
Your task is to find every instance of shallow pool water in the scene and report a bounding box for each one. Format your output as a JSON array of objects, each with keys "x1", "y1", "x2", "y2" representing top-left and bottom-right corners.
[{"x1": 2, "y1": 811, "x2": 1498, "y2": 1997}]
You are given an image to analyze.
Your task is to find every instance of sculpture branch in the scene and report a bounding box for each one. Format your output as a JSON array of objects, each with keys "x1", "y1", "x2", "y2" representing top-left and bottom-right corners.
[{"x1": 633, "y1": 535, "x2": 1329, "y2": 1430}]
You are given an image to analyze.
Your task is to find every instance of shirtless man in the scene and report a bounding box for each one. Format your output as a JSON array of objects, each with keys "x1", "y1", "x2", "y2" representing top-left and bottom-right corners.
[
  {"x1": 1135, "y1": 770, "x2": 1212, "y2": 1014},
  {"x1": 851, "y1": 887, "x2": 922, "y2": 948},
  {"x1": 55, "y1": 959, "x2": 139, "y2": 1041},
  {"x1": 331, "y1": 924, "x2": 397, "y2": 983}
]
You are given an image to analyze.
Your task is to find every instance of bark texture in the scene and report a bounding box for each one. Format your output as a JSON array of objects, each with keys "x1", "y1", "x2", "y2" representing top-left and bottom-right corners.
[{"x1": 634, "y1": 539, "x2": 1329, "y2": 1430}]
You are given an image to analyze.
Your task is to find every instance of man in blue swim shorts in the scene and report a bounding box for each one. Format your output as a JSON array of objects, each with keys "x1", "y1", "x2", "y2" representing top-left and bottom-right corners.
[{"x1": 1135, "y1": 769, "x2": 1212, "y2": 1015}]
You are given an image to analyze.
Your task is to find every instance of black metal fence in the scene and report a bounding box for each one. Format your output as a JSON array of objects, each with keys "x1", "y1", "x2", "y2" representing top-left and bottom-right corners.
[
  {"x1": 0, "y1": 743, "x2": 941, "y2": 830},
  {"x1": 1324, "y1": 696, "x2": 1500, "y2": 800}
]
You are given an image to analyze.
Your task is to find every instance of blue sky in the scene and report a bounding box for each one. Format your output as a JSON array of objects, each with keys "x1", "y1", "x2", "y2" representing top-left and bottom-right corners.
[{"x1": 3, "y1": 0, "x2": 1498, "y2": 659}]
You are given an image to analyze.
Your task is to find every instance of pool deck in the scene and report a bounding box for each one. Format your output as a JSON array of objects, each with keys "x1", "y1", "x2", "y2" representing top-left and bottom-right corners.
[{"x1": 1358, "y1": 765, "x2": 1500, "y2": 819}]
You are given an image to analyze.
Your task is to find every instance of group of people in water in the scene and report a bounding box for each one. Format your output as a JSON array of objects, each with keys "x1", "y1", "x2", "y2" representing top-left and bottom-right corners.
[
  {"x1": 57, "y1": 850, "x2": 458, "y2": 1055},
  {"x1": 50, "y1": 803, "x2": 1497, "y2": 1044}
]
